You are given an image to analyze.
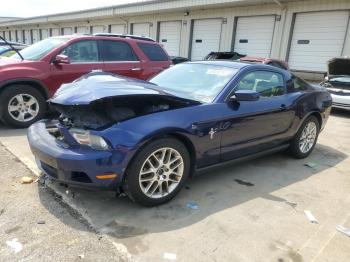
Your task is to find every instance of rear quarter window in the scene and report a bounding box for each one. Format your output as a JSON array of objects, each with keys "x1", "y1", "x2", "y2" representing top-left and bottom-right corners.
[
  {"x1": 287, "y1": 75, "x2": 311, "y2": 92},
  {"x1": 137, "y1": 43, "x2": 169, "y2": 61}
]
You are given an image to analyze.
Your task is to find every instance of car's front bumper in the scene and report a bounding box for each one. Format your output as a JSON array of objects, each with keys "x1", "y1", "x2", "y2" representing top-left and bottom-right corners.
[
  {"x1": 27, "y1": 121, "x2": 129, "y2": 190},
  {"x1": 328, "y1": 90, "x2": 350, "y2": 110}
]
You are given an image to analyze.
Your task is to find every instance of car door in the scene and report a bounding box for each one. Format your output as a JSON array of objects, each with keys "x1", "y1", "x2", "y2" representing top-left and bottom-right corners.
[
  {"x1": 99, "y1": 40, "x2": 144, "y2": 79},
  {"x1": 50, "y1": 40, "x2": 102, "y2": 91},
  {"x1": 219, "y1": 70, "x2": 295, "y2": 161}
]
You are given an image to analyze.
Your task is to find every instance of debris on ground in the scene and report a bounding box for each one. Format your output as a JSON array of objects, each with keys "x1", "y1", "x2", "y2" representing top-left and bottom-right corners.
[
  {"x1": 304, "y1": 210, "x2": 318, "y2": 224},
  {"x1": 304, "y1": 162, "x2": 317, "y2": 168},
  {"x1": 234, "y1": 179, "x2": 254, "y2": 187},
  {"x1": 285, "y1": 201, "x2": 297, "y2": 209},
  {"x1": 185, "y1": 186, "x2": 190, "y2": 190},
  {"x1": 20, "y1": 176, "x2": 34, "y2": 184},
  {"x1": 37, "y1": 220, "x2": 46, "y2": 224},
  {"x1": 6, "y1": 238, "x2": 23, "y2": 253},
  {"x1": 336, "y1": 225, "x2": 350, "y2": 237},
  {"x1": 163, "y1": 252, "x2": 177, "y2": 260},
  {"x1": 78, "y1": 254, "x2": 85, "y2": 259},
  {"x1": 186, "y1": 202, "x2": 199, "y2": 210}
]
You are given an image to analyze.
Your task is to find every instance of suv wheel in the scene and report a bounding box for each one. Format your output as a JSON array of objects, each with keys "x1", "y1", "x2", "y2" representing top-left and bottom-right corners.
[
  {"x1": 0, "y1": 85, "x2": 46, "y2": 128},
  {"x1": 125, "y1": 138, "x2": 190, "y2": 206}
]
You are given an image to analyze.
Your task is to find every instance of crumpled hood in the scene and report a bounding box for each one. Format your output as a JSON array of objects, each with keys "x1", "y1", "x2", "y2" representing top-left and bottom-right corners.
[{"x1": 50, "y1": 71, "x2": 171, "y2": 105}]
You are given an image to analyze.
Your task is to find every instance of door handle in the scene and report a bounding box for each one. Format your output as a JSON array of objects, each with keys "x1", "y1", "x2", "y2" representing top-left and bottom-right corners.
[{"x1": 131, "y1": 68, "x2": 142, "y2": 71}]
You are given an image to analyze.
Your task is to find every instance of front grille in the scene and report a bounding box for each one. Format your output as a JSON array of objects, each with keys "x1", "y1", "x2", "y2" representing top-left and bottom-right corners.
[{"x1": 71, "y1": 172, "x2": 92, "y2": 183}]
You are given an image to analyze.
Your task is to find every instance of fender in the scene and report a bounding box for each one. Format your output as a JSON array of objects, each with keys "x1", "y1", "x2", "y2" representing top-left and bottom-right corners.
[
  {"x1": 295, "y1": 110, "x2": 323, "y2": 133},
  {"x1": 0, "y1": 78, "x2": 50, "y2": 99}
]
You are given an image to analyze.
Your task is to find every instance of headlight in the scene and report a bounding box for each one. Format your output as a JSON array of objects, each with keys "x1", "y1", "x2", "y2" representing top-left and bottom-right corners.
[{"x1": 70, "y1": 129, "x2": 109, "y2": 150}]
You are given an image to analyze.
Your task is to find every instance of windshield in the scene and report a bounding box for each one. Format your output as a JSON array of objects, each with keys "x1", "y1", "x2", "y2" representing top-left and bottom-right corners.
[
  {"x1": 11, "y1": 38, "x2": 69, "y2": 61},
  {"x1": 150, "y1": 63, "x2": 238, "y2": 103}
]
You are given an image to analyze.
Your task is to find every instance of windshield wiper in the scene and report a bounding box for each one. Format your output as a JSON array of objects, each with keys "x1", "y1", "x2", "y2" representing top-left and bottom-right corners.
[{"x1": 0, "y1": 35, "x2": 24, "y2": 60}]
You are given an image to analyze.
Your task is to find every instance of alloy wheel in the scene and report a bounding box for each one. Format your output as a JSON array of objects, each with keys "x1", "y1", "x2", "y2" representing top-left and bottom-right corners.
[
  {"x1": 139, "y1": 147, "x2": 184, "y2": 199},
  {"x1": 299, "y1": 121, "x2": 317, "y2": 154},
  {"x1": 8, "y1": 94, "x2": 39, "y2": 122}
]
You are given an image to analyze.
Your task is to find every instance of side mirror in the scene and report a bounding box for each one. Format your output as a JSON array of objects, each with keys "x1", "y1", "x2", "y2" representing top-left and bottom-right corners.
[
  {"x1": 229, "y1": 90, "x2": 260, "y2": 102},
  {"x1": 53, "y1": 54, "x2": 70, "y2": 65}
]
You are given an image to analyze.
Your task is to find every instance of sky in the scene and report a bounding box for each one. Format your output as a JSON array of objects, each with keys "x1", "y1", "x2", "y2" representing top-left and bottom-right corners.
[{"x1": 2, "y1": 0, "x2": 147, "y2": 18}]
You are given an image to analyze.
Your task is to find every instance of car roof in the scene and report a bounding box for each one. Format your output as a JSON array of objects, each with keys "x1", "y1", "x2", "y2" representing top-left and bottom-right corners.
[
  {"x1": 188, "y1": 60, "x2": 291, "y2": 77},
  {"x1": 189, "y1": 60, "x2": 250, "y2": 69},
  {"x1": 50, "y1": 34, "x2": 157, "y2": 44}
]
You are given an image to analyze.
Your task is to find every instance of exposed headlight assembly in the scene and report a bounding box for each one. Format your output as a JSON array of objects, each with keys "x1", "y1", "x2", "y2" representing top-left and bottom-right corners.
[{"x1": 70, "y1": 129, "x2": 109, "y2": 150}]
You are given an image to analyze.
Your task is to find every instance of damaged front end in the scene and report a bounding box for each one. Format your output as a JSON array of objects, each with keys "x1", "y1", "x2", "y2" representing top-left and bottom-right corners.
[
  {"x1": 49, "y1": 71, "x2": 200, "y2": 131},
  {"x1": 27, "y1": 72, "x2": 200, "y2": 190}
]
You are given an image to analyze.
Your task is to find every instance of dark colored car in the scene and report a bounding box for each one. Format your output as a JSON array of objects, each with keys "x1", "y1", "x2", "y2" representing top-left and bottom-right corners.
[
  {"x1": 204, "y1": 52, "x2": 289, "y2": 70},
  {"x1": 204, "y1": 51, "x2": 246, "y2": 61},
  {"x1": 170, "y1": 56, "x2": 190, "y2": 65},
  {"x1": 320, "y1": 57, "x2": 350, "y2": 110},
  {"x1": 0, "y1": 35, "x2": 171, "y2": 128},
  {"x1": 27, "y1": 61, "x2": 332, "y2": 206}
]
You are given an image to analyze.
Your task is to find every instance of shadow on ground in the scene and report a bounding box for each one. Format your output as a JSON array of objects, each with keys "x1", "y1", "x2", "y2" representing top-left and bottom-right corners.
[{"x1": 37, "y1": 143, "x2": 347, "y2": 240}]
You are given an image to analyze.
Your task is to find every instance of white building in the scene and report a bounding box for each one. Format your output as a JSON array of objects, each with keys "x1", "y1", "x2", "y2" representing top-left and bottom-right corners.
[{"x1": 0, "y1": 0, "x2": 349, "y2": 78}]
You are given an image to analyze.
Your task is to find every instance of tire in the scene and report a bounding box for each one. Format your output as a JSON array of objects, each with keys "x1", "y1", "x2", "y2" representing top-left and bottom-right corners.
[
  {"x1": 125, "y1": 138, "x2": 191, "y2": 206},
  {"x1": 289, "y1": 115, "x2": 320, "y2": 159},
  {"x1": 0, "y1": 85, "x2": 46, "y2": 128}
]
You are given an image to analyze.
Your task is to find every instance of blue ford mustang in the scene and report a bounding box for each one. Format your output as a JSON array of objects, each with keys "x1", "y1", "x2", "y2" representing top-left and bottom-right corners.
[{"x1": 28, "y1": 61, "x2": 332, "y2": 206}]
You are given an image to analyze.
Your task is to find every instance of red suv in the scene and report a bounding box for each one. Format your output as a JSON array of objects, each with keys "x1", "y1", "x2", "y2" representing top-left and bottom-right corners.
[{"x1": 0, "y1": 34, "x2": 171, "y2": 127}]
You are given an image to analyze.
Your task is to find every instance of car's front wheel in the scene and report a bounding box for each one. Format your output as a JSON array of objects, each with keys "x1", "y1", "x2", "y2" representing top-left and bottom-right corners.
[
  {"x1": 125, "y1": 138, "x2": 190, "y2": 206},
  {"x1": 289, "y1": 115, "x2": 320, "y2": 158},
  {"x1": 0, "y1": 85, "x2": 46, "y2": 128}
]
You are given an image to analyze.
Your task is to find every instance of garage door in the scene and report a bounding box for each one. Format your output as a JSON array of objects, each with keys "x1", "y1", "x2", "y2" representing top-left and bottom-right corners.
[
  {"x1": 17, "y1": 30, "x2": 23, "y2": 43},
  {"x1": 24, "y1": 30, "x2": 31, "y2": 44},
  {"x1": 41, "y1": 29, "x2": 49, "y2": 40},
  {"x1": 10, "y1": 31, "x2": 17, "y2": 42},
  {"x1": 191, "y1": 19, "x2": 222, "y2": 61},
  {"x1": 159, "y1": 21, "x2": 181, "y2": 56},
  {"x1": 76, "y1": 26, "x2": 89, "y2": 34},
  {"x1": 51, "y1": 28, "x2": 60, "y2": 36},
  {"x1": 110, "y1": 24, "x2": 126, "y2": 34},
  {"x1": 62, "y1": 27, "x2": 73, "y2": 35},
  {"x1": 92, "y1": 25, "x2": 105, "y2": 34},
  {"x1": 32, "y1": 29, "x2": 40, "y2": 43},
  {"x1": 289, "y1": 11, "x2": 350, "y2": 72},
  {"x1": 132, "y1": 23, "x2": 150, "y2": 37},
  {"x1": 5, "y1": 31, "x2": 10, "y2": 41},
  {"x1": 234, "y1": 16, "x2": 276, "y2": 57}
]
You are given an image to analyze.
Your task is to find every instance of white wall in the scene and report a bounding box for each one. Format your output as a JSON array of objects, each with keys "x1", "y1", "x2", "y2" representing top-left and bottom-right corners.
[{"x1": 0, "y1": 0, "x2": 349, "y2": 74}]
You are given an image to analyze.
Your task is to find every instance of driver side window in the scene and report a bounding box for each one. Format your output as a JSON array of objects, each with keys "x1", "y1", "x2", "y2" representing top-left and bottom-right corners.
[
  {"x1": 60, "y1": 40, "x2": 99, "y2": 63},
  {"x1": 236, "y1": 71, "x2": 285, "y2": 97}
]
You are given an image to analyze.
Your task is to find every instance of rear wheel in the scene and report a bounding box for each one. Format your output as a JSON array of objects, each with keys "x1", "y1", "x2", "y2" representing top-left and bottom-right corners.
[
  {"x1": 125, "y1": 138, "x2": 190, "y2": 206},
  {"x1": 0, "y1": 85, "x2": 46, "y2": 128},
  {"x1": 289, "y1": 115, "x2": 320, "y2": 159}
]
